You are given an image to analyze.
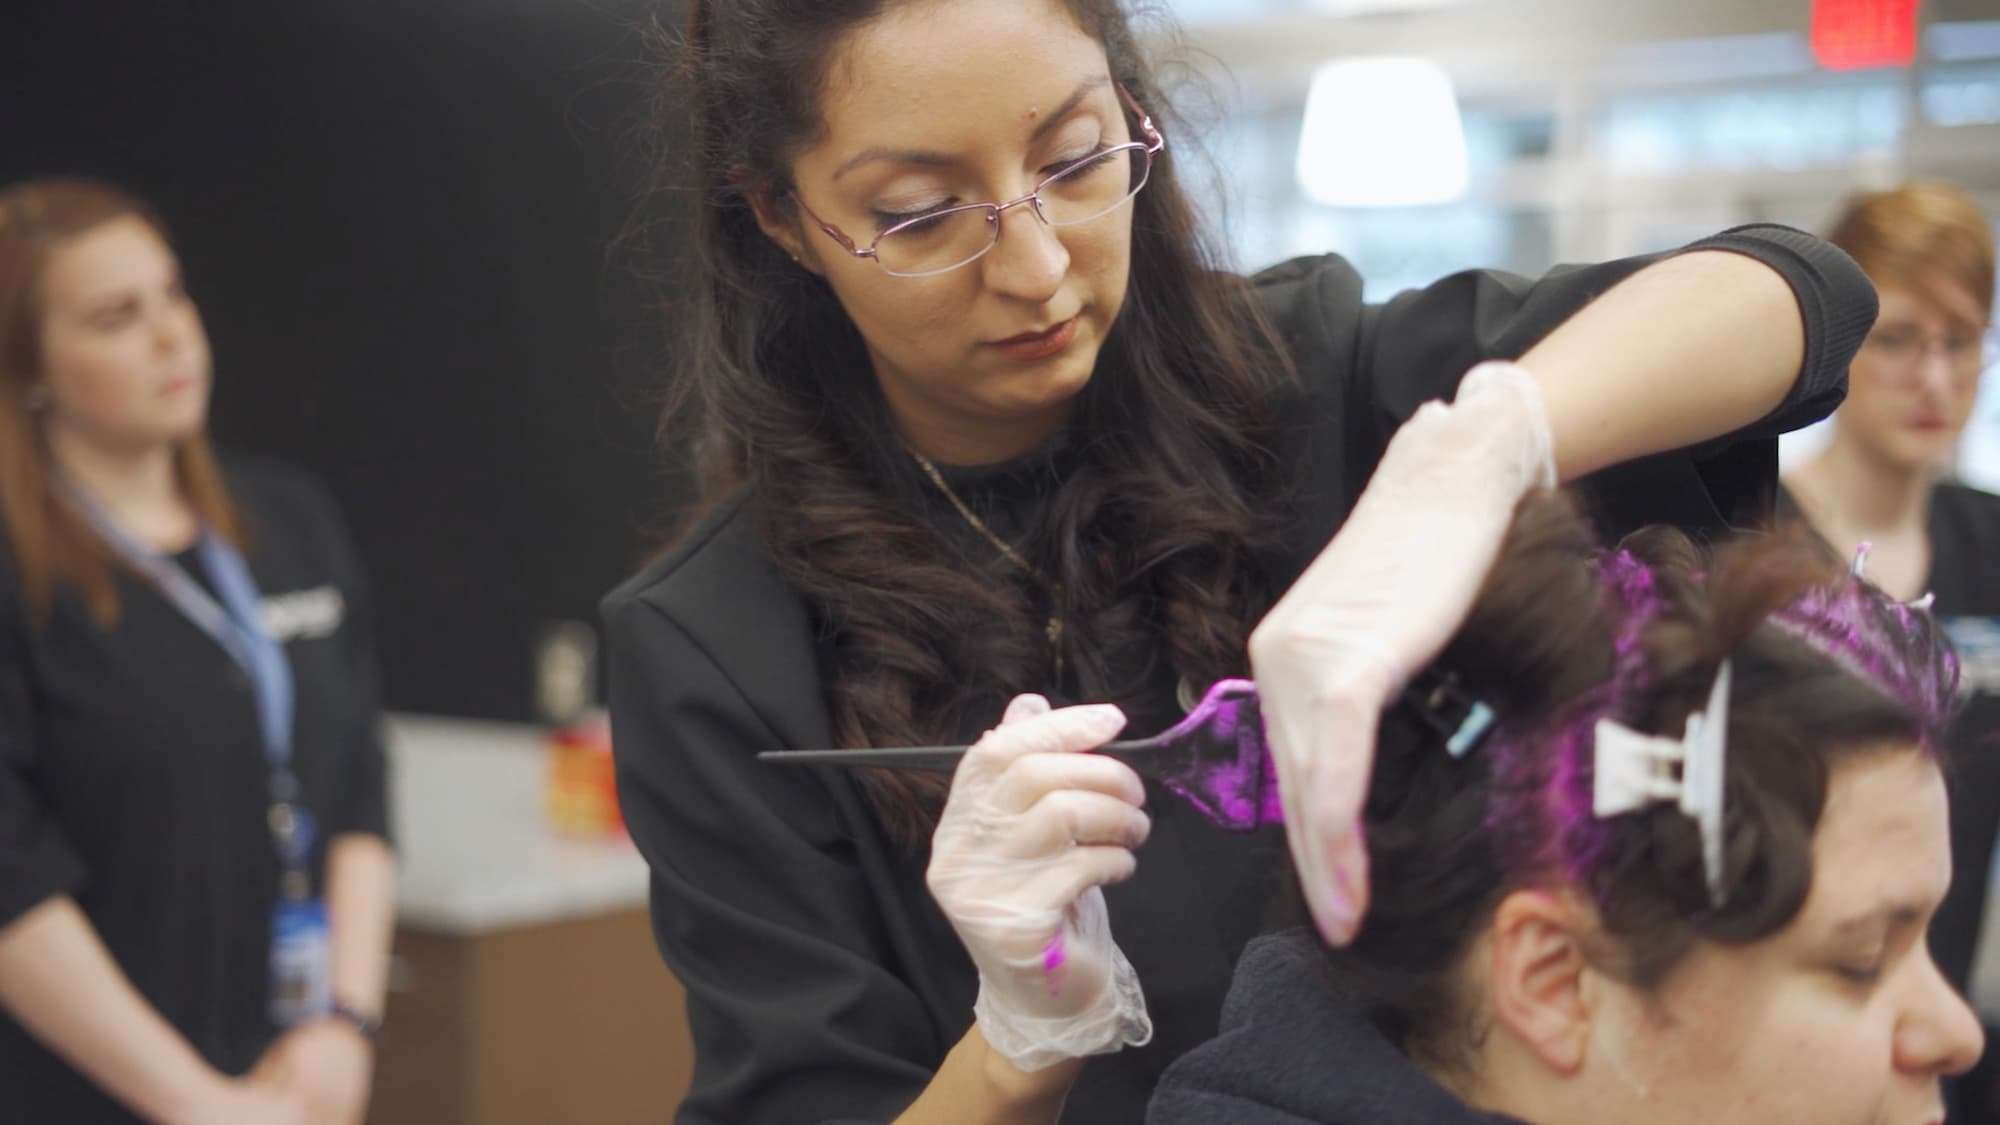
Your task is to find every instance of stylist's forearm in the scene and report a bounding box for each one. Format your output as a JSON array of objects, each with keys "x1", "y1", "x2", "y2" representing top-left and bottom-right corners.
[
  {"x1": 1521, "y1": 250, "x2": 1805, "y2": 481},
  {"x1": 325, "y1": 833, "x2": 396, "y2": 1017},
  {"x1": 895, "y1": 1025, "x2": 1080, "y2": 1125},
  {"x1": 0, "y1": 897, "x2": 224, "y2": 1122}
]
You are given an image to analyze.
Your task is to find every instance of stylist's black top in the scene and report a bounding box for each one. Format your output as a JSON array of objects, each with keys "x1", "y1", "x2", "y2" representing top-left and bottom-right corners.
[
  {"x1": 604, "y1": 225, "x2": 1870, "y2": 1124},
  {"x1": 1778, "y1": 481, "x2": 2000, "y2": 995},
  {"x1": 0, "y1": 457, "x2": 391, "y2": 1124}
]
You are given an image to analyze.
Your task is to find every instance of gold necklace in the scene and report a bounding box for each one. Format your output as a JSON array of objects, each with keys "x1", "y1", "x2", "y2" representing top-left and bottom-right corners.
[{"x1": 908, "y1": 448, "x2": 1065, "y2": 682}]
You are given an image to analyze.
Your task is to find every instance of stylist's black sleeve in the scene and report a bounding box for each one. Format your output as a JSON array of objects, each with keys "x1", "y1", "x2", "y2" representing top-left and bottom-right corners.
[
  {"x1": 1257, "y1": 222, "x2": 1875, "y2": 553},
  {"x1": 604, "y1": 581, "x2": 941, "y2": 1125},
  {"x1": 0, "y1": 558, "x2": 86, "y2": 931}
]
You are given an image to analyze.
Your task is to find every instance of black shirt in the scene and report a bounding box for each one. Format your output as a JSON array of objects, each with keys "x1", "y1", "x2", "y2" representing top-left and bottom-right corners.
[
  {"x1": 1149, "y1": 929, "x2": 1525, "y2": 1124},
  {"x1": 1778, "y1": 480, "x2": 2000, "y2": 995},
  {"x1": 0, "y1": 457, "x2": 391, "y2": 1124},
  {"x1": 603, "y1": 225, "x2": 1870, "y2": 1124}
]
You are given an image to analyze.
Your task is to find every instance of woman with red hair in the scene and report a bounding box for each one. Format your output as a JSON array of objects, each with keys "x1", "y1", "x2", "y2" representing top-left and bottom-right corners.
[{"x1": 0, "y1": 178, "x2": 394, "y2": 1124}]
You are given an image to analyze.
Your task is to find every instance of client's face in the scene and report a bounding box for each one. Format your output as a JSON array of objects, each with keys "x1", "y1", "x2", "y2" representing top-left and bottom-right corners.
[{"x1": 1592, "y1": 750, "x2": 1981, "y2": 1125}]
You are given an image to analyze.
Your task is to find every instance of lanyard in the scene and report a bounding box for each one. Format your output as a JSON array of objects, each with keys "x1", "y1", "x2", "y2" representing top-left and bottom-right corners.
[{"x1": 62, "y1": 482, "x2": 313, "y2": 891}]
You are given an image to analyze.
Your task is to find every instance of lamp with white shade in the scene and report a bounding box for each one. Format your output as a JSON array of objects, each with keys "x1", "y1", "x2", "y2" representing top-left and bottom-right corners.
[{"x1": 1295, "y1": 57, "x2": 1471, "y2": 208}]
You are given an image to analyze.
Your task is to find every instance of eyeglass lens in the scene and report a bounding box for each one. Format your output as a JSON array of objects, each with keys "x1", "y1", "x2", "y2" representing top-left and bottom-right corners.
[
  {"x1": 1865, "y1": 326, "x2": 1993, "y2": 379},
  {"x1": 875, "y1": 145, "x2": 1154, "y2": 278}
]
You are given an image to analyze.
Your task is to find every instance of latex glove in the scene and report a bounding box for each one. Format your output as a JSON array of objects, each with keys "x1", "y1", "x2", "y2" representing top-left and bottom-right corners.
[
  {"x1": 927, "y1": 695, "x2": 1154, "y2": 1072},
  {"x1": 1249, "y1": 361, "x2": 1555, "y2": 945}
]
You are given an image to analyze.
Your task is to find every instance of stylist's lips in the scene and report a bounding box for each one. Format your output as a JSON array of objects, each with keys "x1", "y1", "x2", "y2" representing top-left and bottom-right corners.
[{"x1": 988, "y1": 317, "x2": 1078, "y2": 362}]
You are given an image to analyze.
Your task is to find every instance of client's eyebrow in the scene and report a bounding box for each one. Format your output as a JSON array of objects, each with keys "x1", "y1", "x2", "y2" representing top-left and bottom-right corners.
[{"x1": 832, "y1": 74, "x2": 1113, "y2": 182}]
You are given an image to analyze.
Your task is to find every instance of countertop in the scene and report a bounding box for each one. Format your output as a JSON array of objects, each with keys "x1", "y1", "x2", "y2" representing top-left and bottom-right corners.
[{"x1": 387, "y1": 714, "x2": 648, "y2": 936}]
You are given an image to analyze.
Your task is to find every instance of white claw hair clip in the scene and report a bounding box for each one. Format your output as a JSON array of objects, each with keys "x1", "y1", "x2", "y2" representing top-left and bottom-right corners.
[{"x1": 1592, "y1": 660, "x2": 1732, "y2": 906}]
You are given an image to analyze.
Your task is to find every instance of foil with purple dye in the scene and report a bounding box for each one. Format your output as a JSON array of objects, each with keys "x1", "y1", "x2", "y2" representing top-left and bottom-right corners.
[{"x1": 1140, "y1": 679, "x2": 1285, "y2": 831}]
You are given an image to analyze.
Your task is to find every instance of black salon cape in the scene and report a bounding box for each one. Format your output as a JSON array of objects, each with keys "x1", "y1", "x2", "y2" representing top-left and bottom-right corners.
[
  {"x1": 1778, "y1": 482, "x2": 2000, "y2": 995},
  {"x1": 1149, "y1": 929, "x2": 1524, "y2": 1124},
  {"x1": 603, "y1": 224, "x2": 1869, "y2": 1124},
  {"x1": 0, "y1": 457, "x2": 391, "y2": 1124}
]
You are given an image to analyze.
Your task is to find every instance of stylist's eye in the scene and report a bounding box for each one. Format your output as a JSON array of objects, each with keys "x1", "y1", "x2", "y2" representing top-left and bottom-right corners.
[
  {"x1": 872, "y1": 202, "x2": 955, "y2": 233},
  {"x1": 1043, "y1": 145, "x2": 1110, "y2": 177}
]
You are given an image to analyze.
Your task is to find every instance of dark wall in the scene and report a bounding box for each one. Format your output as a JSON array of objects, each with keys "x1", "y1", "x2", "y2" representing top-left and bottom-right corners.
[{"x1": 6, "y1": 1, "x2": 686, "y2": 719}]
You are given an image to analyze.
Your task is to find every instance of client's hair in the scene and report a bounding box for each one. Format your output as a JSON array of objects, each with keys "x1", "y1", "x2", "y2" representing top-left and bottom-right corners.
[{"x1": 1327, "y1": 494, "x2": 1960, "y2": 1072}]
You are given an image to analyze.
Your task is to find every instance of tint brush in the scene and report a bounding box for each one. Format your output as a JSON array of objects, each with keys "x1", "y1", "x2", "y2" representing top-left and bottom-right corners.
[{"x1": 759, "y1": 679, "x2": 1281, "y2": 831}]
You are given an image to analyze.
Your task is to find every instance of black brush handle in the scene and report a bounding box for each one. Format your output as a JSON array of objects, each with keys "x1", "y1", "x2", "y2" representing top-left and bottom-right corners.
[
  {"x1": 756, "y1": 746, "x2": 969, "y2": 771},
  {"x1": 758, "y1": 738, "x2": 1164, "y2": 772}
]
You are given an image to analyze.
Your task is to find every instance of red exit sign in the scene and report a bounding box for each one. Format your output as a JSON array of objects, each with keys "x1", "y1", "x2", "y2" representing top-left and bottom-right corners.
[{"x1": 1812, "y1": 0, "x2": 1921, "y2": 70}]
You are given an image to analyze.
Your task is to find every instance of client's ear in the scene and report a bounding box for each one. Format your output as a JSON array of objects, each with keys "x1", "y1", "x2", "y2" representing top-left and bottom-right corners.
[{"x1": 1486, "y1": 889, "x2": 1594, "y2": 1074}]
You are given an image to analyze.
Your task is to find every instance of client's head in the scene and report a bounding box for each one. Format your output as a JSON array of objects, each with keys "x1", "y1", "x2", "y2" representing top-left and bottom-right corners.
[{"x1": 1332, "y1": 496, "x2": 1982, "y2": 1125}]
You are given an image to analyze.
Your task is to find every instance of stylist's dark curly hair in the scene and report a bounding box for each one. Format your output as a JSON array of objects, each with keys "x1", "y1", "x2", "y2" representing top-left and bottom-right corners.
[
  {"x1": 631, "y1": 0, "x2": 1295, "y2": 843},
  {"x1": 1324, "y1": 494, "x2": 1960, "y2": 1075}
]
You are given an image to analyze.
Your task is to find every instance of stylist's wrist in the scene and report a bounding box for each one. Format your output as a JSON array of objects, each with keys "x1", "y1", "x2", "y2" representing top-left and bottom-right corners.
[
  {"x1": 1249, "y1": 620, "x2": 1399, "y2": 706},
  {"x1": 980, "y1": 1039, "x2": 1081, "y2": 1117},
  {"x1": 1455, "y1": 359, "x2": 1556, "y2": 493}
]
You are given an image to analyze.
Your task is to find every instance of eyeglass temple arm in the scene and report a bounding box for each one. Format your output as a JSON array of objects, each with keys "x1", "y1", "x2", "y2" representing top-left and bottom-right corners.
[
  {"x1": 1115, "y1": 83, "x2": 1165, "y2": 154},
  {"x1": 791, "y1": 192, "x2": 872, "y2": 258}
]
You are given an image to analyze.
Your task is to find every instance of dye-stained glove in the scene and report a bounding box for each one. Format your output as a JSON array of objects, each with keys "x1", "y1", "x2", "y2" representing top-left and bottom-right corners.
[
  {"x1": 1250, "y1": 360, "x2": 1556, "y2": 945},
  {"x1": 926, "y1": 694, "x2": 1154, "y2": 1072}
]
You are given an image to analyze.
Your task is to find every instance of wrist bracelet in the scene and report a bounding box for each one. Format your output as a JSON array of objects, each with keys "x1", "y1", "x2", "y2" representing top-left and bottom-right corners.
[{"x1": 328, "y1": 1002, "x2": 384, "y2": 1045}]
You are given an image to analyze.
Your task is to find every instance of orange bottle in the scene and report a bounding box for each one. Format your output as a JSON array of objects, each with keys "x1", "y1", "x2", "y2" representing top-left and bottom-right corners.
[{"x1": 537, "y1": 622, "x2": 623, "y2": 837}]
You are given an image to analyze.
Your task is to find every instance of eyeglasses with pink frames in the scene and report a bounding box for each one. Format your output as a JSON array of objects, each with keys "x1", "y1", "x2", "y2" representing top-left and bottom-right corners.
[{"x1": 791, "y1": 84, "x2": 1166, "y2": 279}]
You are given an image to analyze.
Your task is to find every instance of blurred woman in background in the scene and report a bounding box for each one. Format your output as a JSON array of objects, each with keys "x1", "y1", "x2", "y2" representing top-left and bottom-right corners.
[
  {"x1": 0, "y1": 178, "x2": 394, "y2": 1124},
  {"x1": 1781, "y1": 185, "x2": 1998, "y2": 992}
]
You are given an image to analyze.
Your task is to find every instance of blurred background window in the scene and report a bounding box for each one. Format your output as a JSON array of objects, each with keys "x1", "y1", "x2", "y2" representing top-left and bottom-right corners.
[{"x1": 1157, "y1": 0, "x2": 2000, "y2": 487}]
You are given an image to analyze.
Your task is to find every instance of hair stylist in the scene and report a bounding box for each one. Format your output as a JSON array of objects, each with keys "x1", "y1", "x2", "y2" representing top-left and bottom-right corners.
[
  {"x1": 603, "y1": 2, "x2": 1876, "y2": 1121},
  {"x1": 0, "y1": 179, "x2": 394, "y2": 1125}
]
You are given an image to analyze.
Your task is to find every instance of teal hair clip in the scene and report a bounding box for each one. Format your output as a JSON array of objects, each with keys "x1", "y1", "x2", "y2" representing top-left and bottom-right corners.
[{"x1": 1404, "y1": 667, "x2": 1496, "y2": 759}]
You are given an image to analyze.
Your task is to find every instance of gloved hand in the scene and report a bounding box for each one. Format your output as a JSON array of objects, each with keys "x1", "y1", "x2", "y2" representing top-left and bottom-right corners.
[
  {"x1": 926, "y1": 694, "x2": 1154, "y2": 1072},
  {"x1": 1250, "y1": 360, "x2": 1556, "y2": 945}
]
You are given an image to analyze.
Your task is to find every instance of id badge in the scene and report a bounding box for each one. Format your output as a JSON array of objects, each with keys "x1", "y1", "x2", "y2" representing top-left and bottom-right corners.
[
  {"x1": 1944, "y1": 617, "x2": 2000, "y2": 698},
  {"x1": 270, "y1": 897, "x2": 332, "y2": 1027}
]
